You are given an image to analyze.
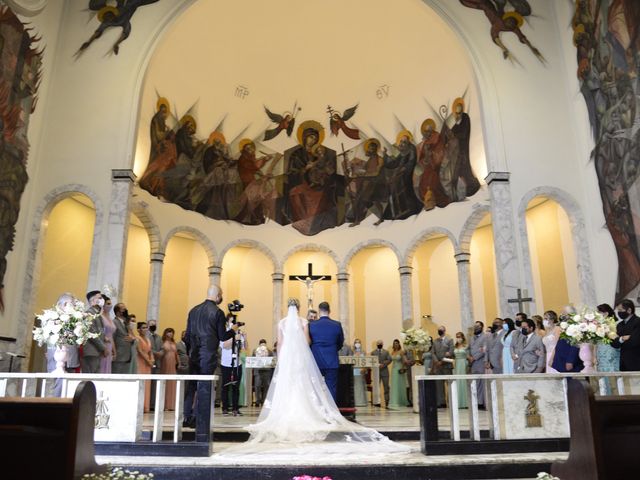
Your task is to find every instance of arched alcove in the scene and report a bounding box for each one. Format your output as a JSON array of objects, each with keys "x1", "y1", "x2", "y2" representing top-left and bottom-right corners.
[
  {"x1": 524, "y1": 197, "x2": 580, "y2": 313},
  {"x1": 410, "y1": 234, "x2": 460, "y2": 337},
  {"x1": 30, "y1": 193, "x2": 97, "y2": 371},
  {"x1": 347, "y1": 246, "x2": 401, "y2": 352},
  {"x1": 220, "y1": 246, "x2": 274, "y2": 347},
  {"x1": 159, "y1": 231, "x2": 210, "y2": 333},
  {"x1": 122, "y1": 212, "x2": 152, "y2": 322},
  {"x1": 283, "y1": 250, "x2": 338, "y2": 317}
]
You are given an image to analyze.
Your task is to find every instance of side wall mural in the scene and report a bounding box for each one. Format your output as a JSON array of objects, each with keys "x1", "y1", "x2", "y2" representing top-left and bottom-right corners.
[
  {"x1": 573, "y1": 0, "x2": 640, "y2": 302},
  {"x1": 139, "y1": 95, "x2": 481, "y2": 236},
  {"x1": 0, "y1": 6, "x2": 42, "y2": 311}
]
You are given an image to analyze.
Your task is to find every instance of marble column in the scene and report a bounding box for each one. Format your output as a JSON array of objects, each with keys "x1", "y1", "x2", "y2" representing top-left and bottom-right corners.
[
  {"x1": 100, "y1": 169, "x2": 136, "y2": 301},
  {"x1": 454, "y1": 251, "x2": 474, "y2": 333},
  {"x1": 272, "y1": 273, "x2": 284, "y2": 339},
  {"x1": 208, "y1": 265, "x2": 222, "y2": 287},
  {"x1": 337, "y1": 272, "x2": 350, "y2": 340},
  {"x1": 398, "y1": 265, "x2": 414, "y2": 330},
  {"x1": 146, "y1": 252, "x2": 165, "y2": 324},
  {"x1": 486, "y1": 172, "x2": 527, "y2": 317}
]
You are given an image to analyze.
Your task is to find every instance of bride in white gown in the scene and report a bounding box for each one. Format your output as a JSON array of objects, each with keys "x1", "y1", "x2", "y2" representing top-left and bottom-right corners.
[{"x1": 222, "y1": 298, "x2": 411, "y2": 457}]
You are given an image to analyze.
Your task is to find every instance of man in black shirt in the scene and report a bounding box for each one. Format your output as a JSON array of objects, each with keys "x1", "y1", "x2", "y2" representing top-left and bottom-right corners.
[{"x1": 184, "y1": 285, "x2": 237, "y2": 441}]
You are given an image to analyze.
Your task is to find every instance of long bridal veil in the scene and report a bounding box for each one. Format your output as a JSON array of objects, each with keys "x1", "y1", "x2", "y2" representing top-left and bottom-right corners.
[{"x1": 220, "y1": 304, "x2": 411, "y2": 457}]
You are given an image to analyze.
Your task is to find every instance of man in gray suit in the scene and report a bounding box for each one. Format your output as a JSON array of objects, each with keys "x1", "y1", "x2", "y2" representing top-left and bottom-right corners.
[
  {"x1": 469, "y1": 321, "x2": 489, "y2": 407},
  {"x1": 81, "y1": 290, "x2": 107, "y2": 373},
  {"x1": 514, "y1": 318, "x2": 546, "y2": 373},
  {"x1": 485, "y1": 318, "x2": 505, "y2": 374},
  {"x1": 432, "y1": 326, "x2": 454, "y2": 407},
  {"x1": 112, "y1": 303, "x2": 134, "y2": 374},
  {"x1": 371, "y1": 340, "x2": 391, "y2": 407}
]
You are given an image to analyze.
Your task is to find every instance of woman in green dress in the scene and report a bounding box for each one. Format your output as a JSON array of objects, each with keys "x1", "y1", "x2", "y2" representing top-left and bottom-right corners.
[
  {"x1": 453, "y1": 332, "x2": 469, "y2": 409},
  {"x1": 389, "y1": 339, "x2": 410, "y2": 408}
]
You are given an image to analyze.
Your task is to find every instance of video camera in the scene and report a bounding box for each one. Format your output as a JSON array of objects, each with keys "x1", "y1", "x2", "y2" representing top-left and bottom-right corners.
[{"x1": 227, "y1": 299, "x2": 245, "y2": 327}]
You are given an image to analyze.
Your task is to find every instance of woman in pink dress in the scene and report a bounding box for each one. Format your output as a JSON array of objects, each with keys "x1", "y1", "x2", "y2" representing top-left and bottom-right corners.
[
  {"x1": 160, "y1": 328, "x2": 178, "y2": 411},
  {"x1": 136, "y1": 322, "x2": 154, "y2": 412},
  {"x1": 99, "y1": 295, "x2": 116, "y2": 374}
]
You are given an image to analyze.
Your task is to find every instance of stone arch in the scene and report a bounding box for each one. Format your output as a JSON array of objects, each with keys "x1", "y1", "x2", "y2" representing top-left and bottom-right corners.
[
  {"x1": 161, "y1": 226, "x2": 217, "y2": 267},
  {"x1": 404, "y1": 227, "x2": 459, "y2": 266},
  {"x1": 458, "y1": 203, "x2": 493, "y2": 253},
  {"x1": 517, "y1": 186, "x2": 596, "y2": 306},
  {"x1": 17, "y1": 184, "x2": 105, "y2": 366},
  {"x1": 219, "y1": 239, "x2": 278, "y2": 272},
  {"x1": 130, "y1": 200, "x2": 162, "y2": 254},
  {"x1": 341, "y1": 240, "x2": 403, "y2": 272},
  {"x1": 282, "y1": 244, "x2": 340, "y2": 273}
]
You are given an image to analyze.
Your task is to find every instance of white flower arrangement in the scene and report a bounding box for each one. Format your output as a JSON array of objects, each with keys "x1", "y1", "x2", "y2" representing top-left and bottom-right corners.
[
  {"x1": 559, "y1": 306, "x2": 618, "y2": 346},
  {"x1": 32, "y1": 298, "x2": 99, "y2": 348},
  {"x1": 401, "y1": 326, "x2": 432, "y2": 351}
]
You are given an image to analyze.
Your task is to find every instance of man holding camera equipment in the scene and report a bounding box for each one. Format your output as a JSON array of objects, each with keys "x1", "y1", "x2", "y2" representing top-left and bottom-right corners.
[
  {"x1": 220, "y1": 311, "x2": 245, "y2": 416},
  {"x1": 183, "y1": 285, "x2": 238, "y2": 440}
]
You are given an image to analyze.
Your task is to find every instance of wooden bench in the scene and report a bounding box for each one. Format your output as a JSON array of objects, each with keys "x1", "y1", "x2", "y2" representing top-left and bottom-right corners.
[
  {"x1": 551, "y1": 379, "x2": 640, "y2": 480},
  {"x1": 0, "y1": 380, "x2": 104, "y2": 479}
]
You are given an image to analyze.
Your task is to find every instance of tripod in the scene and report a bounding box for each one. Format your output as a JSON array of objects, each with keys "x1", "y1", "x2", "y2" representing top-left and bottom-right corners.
[{"x1": 221, "y1": 331, "x2": 244, "y2": 415}]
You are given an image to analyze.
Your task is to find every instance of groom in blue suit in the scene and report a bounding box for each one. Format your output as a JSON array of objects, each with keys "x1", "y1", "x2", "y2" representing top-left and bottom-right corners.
[{"x1": 309, "y1": 301, "x2": 344, "y2": 401}]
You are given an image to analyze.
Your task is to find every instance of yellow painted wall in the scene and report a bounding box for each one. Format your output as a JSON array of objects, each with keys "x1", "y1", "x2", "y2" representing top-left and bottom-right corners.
[
  {"x1": 283, "y1": 251, "x2": 337, "y2": 317},
  {"x1": 122, "y1": 220, "x2": 150, "y2": 322},
  {"x1": 526, "y1": 199, "x2": 576, "y2": 313},
  {"x1": 158, "y1": 235, "x2": 209, "y2": 335},
  {"x1": 35, "y1": 197, "x2": 95, "y2": 311},
  {"x1": 221, "y1": 247, "x2": 274, "y2": 349},
  {"x1": 411, "y1": 237, "x2": 460, "y2": 337},
  {"x1": 348, "y1": 248, "x2": 401, "y2": 352},
  {"x1": 470, "y1": 222, "x2": 499, "y2": 324}
]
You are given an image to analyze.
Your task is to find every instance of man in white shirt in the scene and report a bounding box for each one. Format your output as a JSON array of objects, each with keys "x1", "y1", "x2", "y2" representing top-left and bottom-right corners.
[{"x1": 220, "y1": 332, "x2": 243, "y2": 416}]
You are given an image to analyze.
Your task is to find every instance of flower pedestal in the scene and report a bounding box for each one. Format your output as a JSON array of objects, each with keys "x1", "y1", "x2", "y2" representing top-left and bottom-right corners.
[
  {"x1": 52, "y1": 346, "x2": 67, "y2": 374},
  {"x1": 579, "y1": 343, "x2": 596, "y2": 373}
]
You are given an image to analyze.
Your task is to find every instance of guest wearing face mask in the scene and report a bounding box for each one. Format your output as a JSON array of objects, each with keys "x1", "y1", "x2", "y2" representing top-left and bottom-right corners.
[
  {"x1": 81, "y1": 290, "x2": 107, "y2": 373},
  {"x1": 432, "y1": 326, "x2": 454, "y2": 408},
  {"x1": 596, "y1": 303, "x2": 620, "y2": 374},
  {"x1": 371, "y1": 340, "x2": 391, "y2": 408},
  {"x1": 112, "y1": 303, "x2": 135, "y2": 373},
  {"x1": 501, "y1": 318, "x2": 516, "y2": 374},
  {"x1": 99, "y1": 295, "x2": 116, "y2": 374},
  {"x1": 542, "y1": 311, "x2": 561, "y2": 373},
  {"x1": 611, "y1": 299, "x2": 640, "y2": 371},
  {"x1": 352, "y1": 339, "x2": 368, "y2": 407},
  {"x1": 513, "y1": 319, "x2": 546, "y2": 373},
  {"x1": 147, "y1": 319, "x2": 163, "y2": 407},
  {"x1": 485, "y1": 318, "x2": 505, "y2": 374},
  {"x1": 469, "y1": 321, "x2": 488, "y2": 408},
  {"x1": 453, "y1": 332, "x2": 469, "y2": 408}
]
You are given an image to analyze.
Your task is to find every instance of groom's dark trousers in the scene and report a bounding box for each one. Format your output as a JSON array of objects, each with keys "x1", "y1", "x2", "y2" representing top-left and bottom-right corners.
[{"x1": 320, "y1": 367, "x2": 339, "y2": 400}]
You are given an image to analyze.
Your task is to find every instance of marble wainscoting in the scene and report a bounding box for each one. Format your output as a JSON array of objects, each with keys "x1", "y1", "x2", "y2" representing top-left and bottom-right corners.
[{"x1": 496, "y1": 378, "x2": 569, "y2": 440}]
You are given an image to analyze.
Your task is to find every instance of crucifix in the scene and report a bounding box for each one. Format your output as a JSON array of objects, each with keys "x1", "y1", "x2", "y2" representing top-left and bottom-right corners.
[
  {"x1": 289, "y1": 263, "x2": 332, "y2": 310},
  {"x1": 507, "y1": 288, "x2": 534, "y2": 313}
]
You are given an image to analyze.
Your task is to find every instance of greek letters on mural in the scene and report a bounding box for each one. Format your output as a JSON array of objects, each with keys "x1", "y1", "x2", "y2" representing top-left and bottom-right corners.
[
  {"x1": 139, "y1": 93, "x2": 481, "y2": 236},
  {"x1": 573, "y1": 0, "x2": 640, "y2": 303},
  {"x1": 0, "y1": 6, "x2": 43, "y2": 312}
]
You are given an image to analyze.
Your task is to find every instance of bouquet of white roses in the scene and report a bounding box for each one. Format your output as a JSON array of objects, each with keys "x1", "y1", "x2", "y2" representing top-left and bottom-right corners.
[
  {"x1": 401, "y1": 326, "x2": 432, "y2": 351},
  {"x1": 558, "y1": 306, "x2": 618, "y2": 346},
  {"x1": 32, "y1": 298, "x2": 99, "y2": 348}
]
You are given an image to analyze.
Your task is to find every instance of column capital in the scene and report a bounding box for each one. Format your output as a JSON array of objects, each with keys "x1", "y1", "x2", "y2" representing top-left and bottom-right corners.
[
  {"x1": 272, "y1": 272, "x2": 285, "y2": 282},
  {"x1": 484, "y1": 171, "x2": 510, "y2": 184},
  {"x1": 208, "y1": 265, "x2": 222, "y2": 276},
  {"x1": 111, "y1": 169, "x2": 137, "y2": 182},
  {"x1": 150, "y1": 252, "x2": 165, "y2": 263},
  {"x1": 454, "y1": 252, "x2": 471, "y2": 264},
  {"x1": 398, "y1": 265, "x2": 413, "y2": 276},
  {"x1": 336, "y1": 272, "x2": 349, "y2": 282}
]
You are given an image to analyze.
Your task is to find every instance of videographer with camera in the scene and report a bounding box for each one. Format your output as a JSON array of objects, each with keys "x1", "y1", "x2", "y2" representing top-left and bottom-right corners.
[
  {"x1": 183, "y1": 285, "x2": 238, "y2": 440},
  {"x1": 220, "y1": 306, "x2": 246, "y2": 416}
]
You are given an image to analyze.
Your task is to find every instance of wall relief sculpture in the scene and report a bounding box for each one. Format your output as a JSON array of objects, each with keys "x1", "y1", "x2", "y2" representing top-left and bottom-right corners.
[{"x1": 0, "y1": 6, "x2": 42, "y2": 312}]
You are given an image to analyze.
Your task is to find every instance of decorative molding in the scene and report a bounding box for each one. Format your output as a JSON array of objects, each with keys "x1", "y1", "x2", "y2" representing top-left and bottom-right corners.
[
  {"x1": 282, "y1": 243, "x2": 340, "y2": 272},
  {"x1": 111, "y1": 169, "x2": 137, "y2": 182},
  {"x1": 162, "y1": 226, "x2": 217, "y2": 267},
  {"x1": 4, "y1": 0, "x2": 47, "y2": 17},
  {"x1": 404, "y1": 227, "x2": 458, "y2": 266},
  {"x1": 485, "y1": 171, "x2": 511, "y2": 184},
  {"x1": 219, "y1": 239, "x2": 278, "y2": 272},
  {"x1": 341, "y1": 239, "x2": 402, "y2": 272}
]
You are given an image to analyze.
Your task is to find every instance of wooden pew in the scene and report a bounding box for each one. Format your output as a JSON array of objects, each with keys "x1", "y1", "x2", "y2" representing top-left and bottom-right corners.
[
  {"x1": 551, "y1": 379, "x2": 640, "y2": 480},
  {"x1": 0, "y1": 380, "x2": 104, "y2": 479}
]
